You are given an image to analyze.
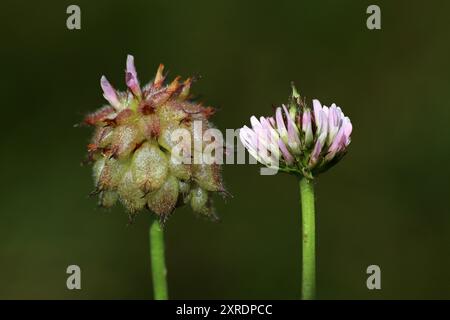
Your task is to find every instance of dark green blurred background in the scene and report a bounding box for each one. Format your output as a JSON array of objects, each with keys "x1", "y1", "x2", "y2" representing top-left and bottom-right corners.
[{"x1": 1, "y1": 0, "x2": 450, "y2": 299}]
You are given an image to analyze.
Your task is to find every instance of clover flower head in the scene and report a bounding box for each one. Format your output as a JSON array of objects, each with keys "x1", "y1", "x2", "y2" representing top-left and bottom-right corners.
[
  {"x1": 239, "y1": 85, "x2": 352, "y2": 178},
  {"x1": 84, "y1": 55, "x2": 224, "y2": 222}
]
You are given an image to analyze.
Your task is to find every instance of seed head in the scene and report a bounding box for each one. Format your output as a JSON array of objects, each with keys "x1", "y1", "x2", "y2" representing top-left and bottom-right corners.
[{"x1": 84, "y1": 55, "x2": 224, "y2": 222}]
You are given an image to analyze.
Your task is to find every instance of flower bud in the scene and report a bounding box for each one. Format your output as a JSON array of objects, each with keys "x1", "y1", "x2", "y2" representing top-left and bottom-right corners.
[
  {"x1": 193, "y1": 163, "x2": 223, "y2": 192},
  {"x1": 190, "y1": 186, "x2": 213, "y2": 216},
  {"x1": 147, "y1": 175, "x2": 179, "y2": 216},
  {"x1": 131, "y1": 142, "x2": 169, "y2": 192}
]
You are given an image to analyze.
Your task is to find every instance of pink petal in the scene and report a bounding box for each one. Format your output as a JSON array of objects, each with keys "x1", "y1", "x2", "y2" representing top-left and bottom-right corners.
[
  {"x1": 282, "y1": 105, "x2": 301, "y2": 153},
  {"x1": 302, "y1": 109, "x2": 313, "y2": 146},
  {"x1": 275, "y1": 107, "x2": 287, "y2": 138},
  {"x1": 309, "y1": 139, "x2": 323, "y2": 167},
  {"x1": 100, "y1": 76, "x2": 121, "y2": 109},
  {"x1": 326, "y1": 125, "x2": 346, "y2": 160},
  {"x1": 278, "y1": 139, "x2": 294, "y2": 165},
  {"x1": 250, "y1": 116, "x2": 262, "y2": 130},
  {"x1": 343, "y1": 117, "x2": 353, "y2": 146},
  {"x1": 313, "y1": 99, "x2": 323, "y2": 132},
  {"x1": 327, "y1": 105, "x2": 340, "y2": 145},
  {"x1": 126, "y1": 55, "x2": 141, "y2": 97},
  {"x1": 268, "y1": 116, "x2": 276, "y2": 127},
  {"x1": 240, "y1": 126, "x2": 257, "y2": 150}
]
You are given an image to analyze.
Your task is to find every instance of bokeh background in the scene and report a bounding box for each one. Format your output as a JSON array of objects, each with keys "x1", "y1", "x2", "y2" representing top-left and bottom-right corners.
[{"x1": 1, "y1": 0, "x2": 450, "y2": 299}]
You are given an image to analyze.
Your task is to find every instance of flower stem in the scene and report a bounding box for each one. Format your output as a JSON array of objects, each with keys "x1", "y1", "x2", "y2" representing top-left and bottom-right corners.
[
  {"x1": 149, "y1": 217, "x2": 168, "y2": 300},
  {"x1": 299, "y1": 177, "x2": 316, "y2": 300}
]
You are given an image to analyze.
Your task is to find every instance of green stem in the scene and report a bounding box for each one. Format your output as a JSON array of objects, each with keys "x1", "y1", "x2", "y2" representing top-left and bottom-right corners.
[
  {"x1": 149, "y1": 217, "x2": 168, "y2": 300},
  {"x1": 299, "y1": 177, "x2": 316, "y2": 300}
]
